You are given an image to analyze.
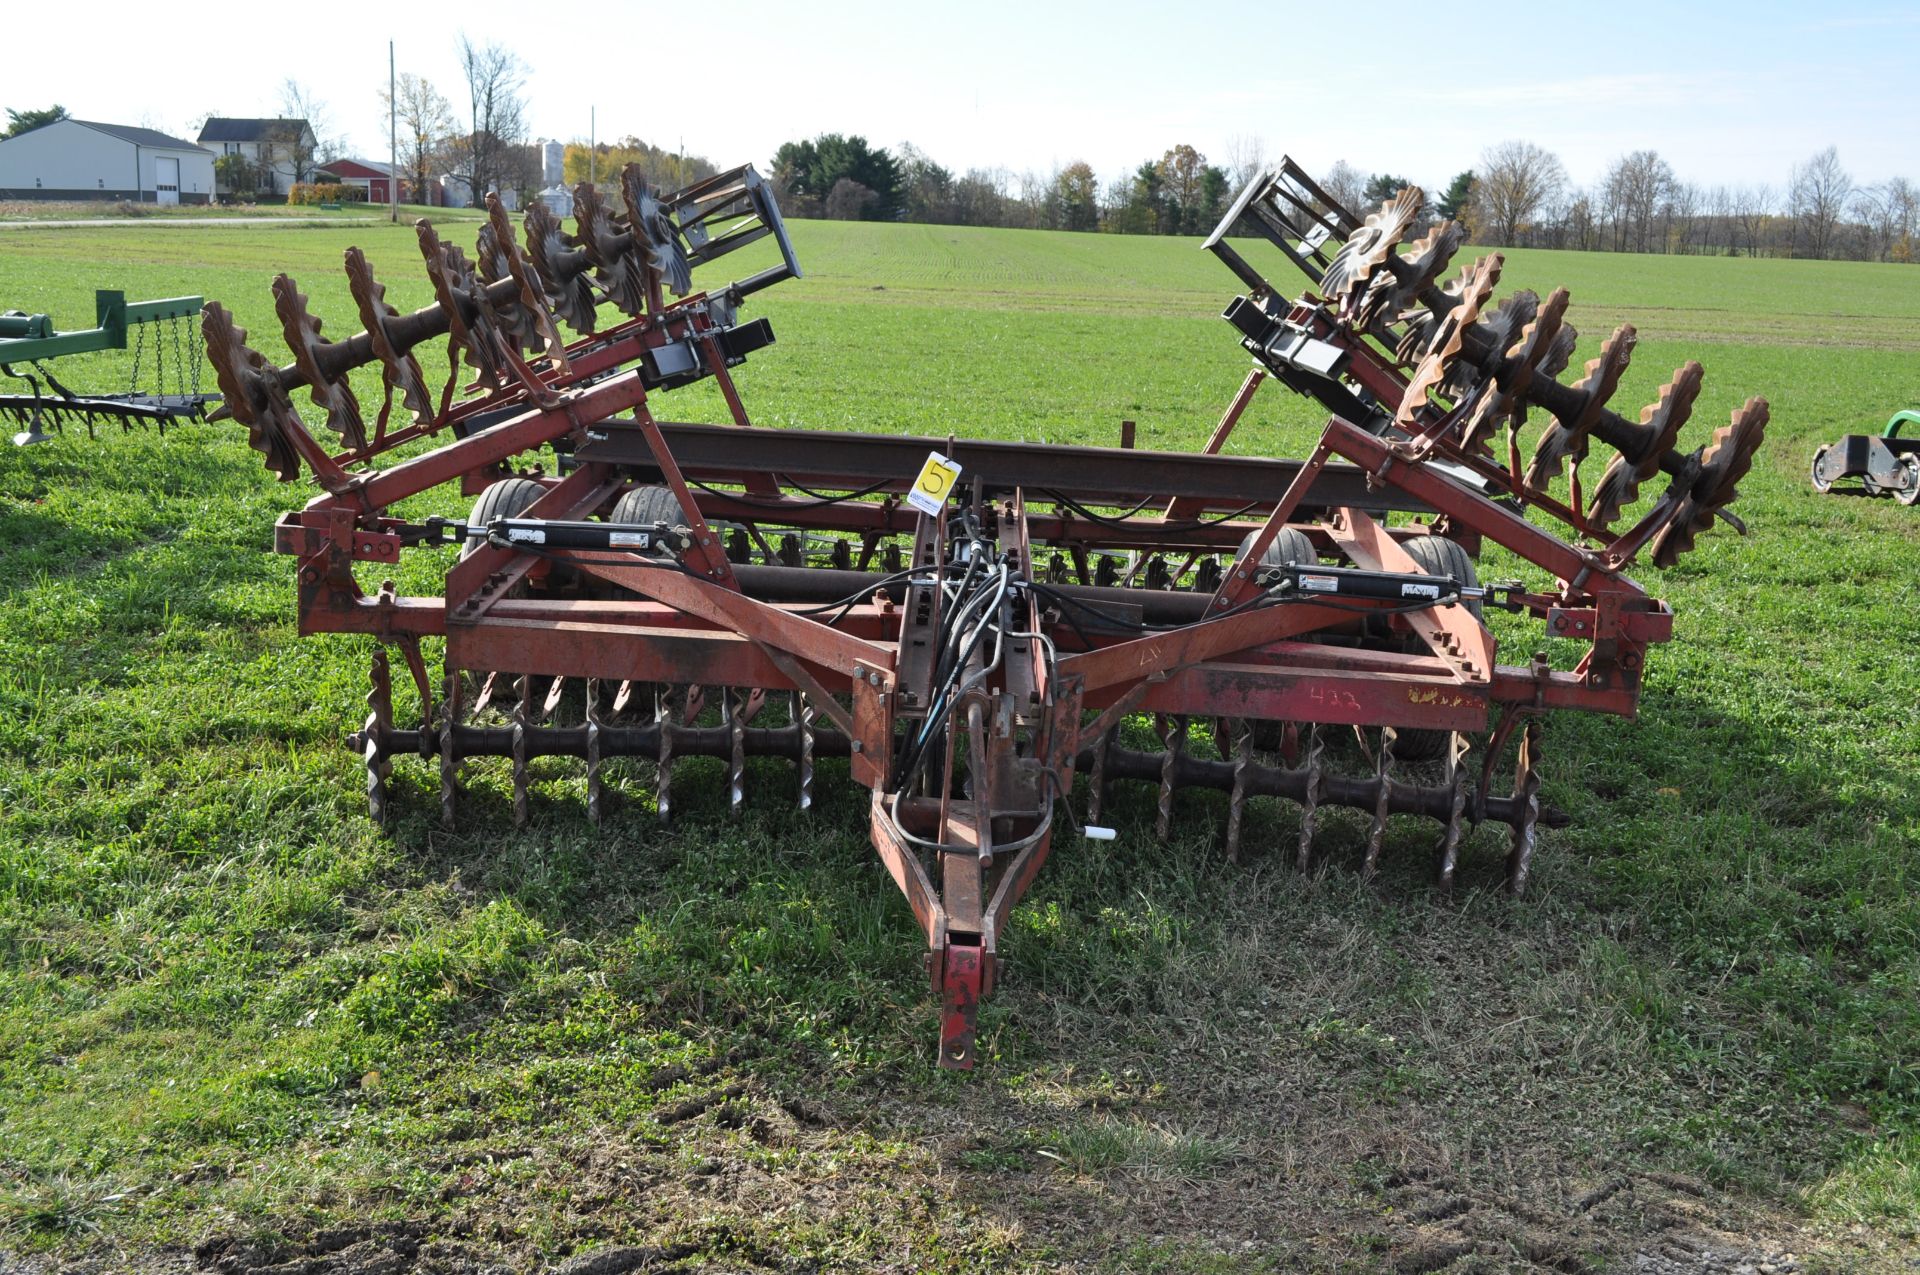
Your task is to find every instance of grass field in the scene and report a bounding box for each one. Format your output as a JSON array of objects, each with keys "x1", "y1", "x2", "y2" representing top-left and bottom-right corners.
[
  {"x1": 0, "y1": 202, "x2": 489, "y2": 226},
  {"x1": 1, "y1": 215, "x2": 1917, "y2": 1274}
]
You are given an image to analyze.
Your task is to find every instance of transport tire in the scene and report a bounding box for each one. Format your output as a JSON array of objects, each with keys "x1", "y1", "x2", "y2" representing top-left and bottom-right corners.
[
  {"x1": 1238, "y1": 526, "x2": 1316, "y2": 572},
  {"x1": 461, "y1": 477, "x2": 547, "y2": 559},
  {"x1": 610, "y1": 484, "x2": 684, "y2": 528},
  {"x1": 1395, "y1": 534, "x2": 1481, "y2": 761},
  {"x1": 1241, "y1": 528, "x2": 1317, "y2": 753}
]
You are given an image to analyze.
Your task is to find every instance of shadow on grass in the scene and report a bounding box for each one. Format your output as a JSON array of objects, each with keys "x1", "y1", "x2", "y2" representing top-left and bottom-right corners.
[{"x1": 0, "y1": 434, "x2": 268, "y2": 605}]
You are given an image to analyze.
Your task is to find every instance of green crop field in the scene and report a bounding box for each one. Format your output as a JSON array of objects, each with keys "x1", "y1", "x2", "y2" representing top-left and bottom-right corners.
[{"x1": 1, "y1": 217, "x2": 1917, "y2": 1274}]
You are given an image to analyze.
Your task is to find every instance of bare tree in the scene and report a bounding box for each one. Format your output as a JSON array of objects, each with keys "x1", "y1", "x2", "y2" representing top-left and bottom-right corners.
[
  {"x1": 1704, "y1": 185, "x2": 1733, "y2": 255},
  {"x1": 895, "y1": 141, "x2": 955, "y2": 223},
  {"x1": 1013, "y1": 170, "x2": 1050, "y2": 229},
  {"x1": 1731, "y1": 184, "x2": 1773, "y2": 258},
  {"x1": 952, "y1": 168, "x2": 1012, "y2": 228},
  {"x1": 1223, "y1": 134, "x2": 1267, "y2": 192},
  {"x1": 1665, "y1": 182, "x2": 1701, "y2": 254},
  {"x1": 1847, "y1": 180, "x2": 1919, "y2": 262},
  {"x1": 455, "y1": 34, "x2": 529, "y2": 200},
  {"x1": 1888, "y1": 177, "x2": 1920, "y2": 262},
  {"x1": 1789, "y1": 146, "x2": 1851, "y2": 260},
  {"x1": 1474, "y1": 140, "x2": 1566, "y2": 246},
  {"x1": 381, "y1": 73, "x2": 454, "y2": 204},
  {"x1": 1563, "y1": 189, "x2": 1597, "y2": 252},
  {"x1": 1319, "y1": 160, "x2": 1367, "y2": 217},
  {"x1": 276, "y1": 80, "x2": 335, "y2": 185},
  {"x1": 1602, "y1": 151, "x2": 1675, "y2": 253},
  {"x1": 824, "y1": 178, "x2": 878, "y2": 221}
]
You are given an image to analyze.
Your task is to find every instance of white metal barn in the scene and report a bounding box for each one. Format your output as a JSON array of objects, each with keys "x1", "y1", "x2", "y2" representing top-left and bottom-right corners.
[{"x1": 0, "y1": 119, "x2": 215, "y2": 204}]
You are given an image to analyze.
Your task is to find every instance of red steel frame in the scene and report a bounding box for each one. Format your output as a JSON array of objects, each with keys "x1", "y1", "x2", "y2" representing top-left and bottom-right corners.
[
  {"x1": 218, "y1": 157, "x2": 1753, "y2": 1068},
  {"x1": 268, "y1": 288, "x2": 1672, "y2": 1065}
]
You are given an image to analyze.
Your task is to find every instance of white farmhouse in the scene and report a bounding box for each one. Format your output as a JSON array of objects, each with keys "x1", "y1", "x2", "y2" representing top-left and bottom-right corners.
[
  {"x1": 195, "y1": 117, "x2": 320, "y2": 196},
  {"x1": 0, "y1": 119, "x2": 214, "y2": 204}
]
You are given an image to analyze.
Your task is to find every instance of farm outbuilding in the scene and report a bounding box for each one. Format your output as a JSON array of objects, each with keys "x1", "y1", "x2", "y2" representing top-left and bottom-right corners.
[
  {"x1": 318, "y1": 157, "x2": 399, "y2": 203},
  {"x1": 0, "y1": 119, "x2": 214, "y2": 204}
]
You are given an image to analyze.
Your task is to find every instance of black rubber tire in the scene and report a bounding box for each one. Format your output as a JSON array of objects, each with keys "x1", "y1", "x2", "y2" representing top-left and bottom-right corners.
[
  {"x1": 1896, "y1": 454, "x2": 1920, "y2": 507},
  {"x1": 613, "y1": 484, "x2": 746, "y2": 559},
  {"x1": 1396, "y1": 534, "x2": 1481, "y2": 761},
  {"x1": 1240, "y1": 528, "x2": 1317, "y2": 753},
  {"x1": 610, "y1": 484, "x2": 684, "y2": 528},
  {"x1": 458, "y1": 479, "x2": 548, "y2": 695},
  {"x1": 462, "y1": 477, "x2": 547, "y2": 559},
  {"x1": 1809, "y1": 444, "x2": 1834, "y2": 494},
  {"x1": 1399, "y1": 534, "x2": 1482, "y2": 620},
  {"x1": 1238, "y1": 526, "x2": 1316, "y2": 570}
]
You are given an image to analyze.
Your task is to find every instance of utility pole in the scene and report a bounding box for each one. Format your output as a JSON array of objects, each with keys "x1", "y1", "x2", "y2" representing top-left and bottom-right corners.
[
  {"x1": 589, "y1": 106, "x2": 596, "y2": 186},
  {"x1": 389, "y1": 41, "x2": 398, "y2": 222}
]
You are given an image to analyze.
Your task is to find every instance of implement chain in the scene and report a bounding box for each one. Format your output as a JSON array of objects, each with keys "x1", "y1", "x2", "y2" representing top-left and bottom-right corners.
[
  {"x1": 128, "y1": 317, "x2": 146, "y2": 395},
  {"x1": 188, "y1": 314, "x2": 204, "y2": 397},
  {"x1": 171, "y1": 313, "x2": 190, "y2": 396}
]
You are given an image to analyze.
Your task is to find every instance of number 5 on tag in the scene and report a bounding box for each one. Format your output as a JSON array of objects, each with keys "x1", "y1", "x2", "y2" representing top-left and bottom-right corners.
[{"x1": 906, "y1": 451, "x2": 962, "y2": 517}]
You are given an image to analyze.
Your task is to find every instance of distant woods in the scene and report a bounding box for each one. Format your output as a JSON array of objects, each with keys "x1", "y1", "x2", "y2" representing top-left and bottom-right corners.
[
  {"x1": 1343, "y1": 141, "x2": 1915, "y2": 264},
  {"x1": 767, "y1": 134, "x2": 1244, "y2": 238},
  {"x1": 767, "y1": 132, "x2": 1917, "y2": 264}
]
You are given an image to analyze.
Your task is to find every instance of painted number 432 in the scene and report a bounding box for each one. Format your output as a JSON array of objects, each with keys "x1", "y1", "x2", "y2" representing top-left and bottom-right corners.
[{"x1": 1309, "y1": 684, "x2": 1360, "y2": 710}]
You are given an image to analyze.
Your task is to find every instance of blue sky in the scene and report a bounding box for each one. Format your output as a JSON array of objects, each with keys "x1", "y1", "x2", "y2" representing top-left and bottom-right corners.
[{"x1": 10, "y1": 0, "x2": 1915, "y2": 193}]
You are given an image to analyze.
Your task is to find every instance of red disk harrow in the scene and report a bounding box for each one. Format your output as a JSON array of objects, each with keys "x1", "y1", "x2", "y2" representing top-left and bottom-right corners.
[{"x1": 203, "y1": 157, "x2": 1766, "y2": 1067}]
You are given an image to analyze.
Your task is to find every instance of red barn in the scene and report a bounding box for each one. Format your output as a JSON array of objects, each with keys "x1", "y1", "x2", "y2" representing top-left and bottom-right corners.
[{"x1": 317, "y1": 158, "x2": 400, "y2": 203}]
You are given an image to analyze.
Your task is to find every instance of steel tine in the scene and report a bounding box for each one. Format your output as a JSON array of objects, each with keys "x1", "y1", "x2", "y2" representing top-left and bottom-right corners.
[
  {"x1": 1296, "y1": 723, "x2": 1324, "y2": 873},
  {"x1": 1507, "y1": 720, "x2": 1543, "y2": 895},
  {"x1": 1436, "y1": 731, "x2": 1471, "y2": 892},
  {"x1": 1225, "y1": 719, "x2": 1252, "y2": 864},
  {"x1": 612, "y1": 679, "x2": 635, "y2": 715},
  {"x1": 740, "y1": 686, "x2": 769, "y2": 725},
  {"x1": 364, "y1": 648, "x2": 394, "y2": 825},
  {"x1": 795, "y1": 691, "x2": 815, "y2": 812},
  {"x1": 585, "y1": 677, "x2": 605, "y2": 826},
  {"x1": 542, "y1": 674, "x2": 566, "y2": 721},
  {"x1": 472, "y1": 669, "x2": 500, "y2": 717},
  {"x1": 440, "y1": 667, "x2": 463, "y2": 829},
  {"x1": 727, "y1": 687, "x2": 746, "y2": 817},
  {"x1": 1364, "y1": 726, "x2": 1397, "y2": 878},
  {"x1": 511, "y1": 674, "x2": 533, "y2": 827},
  {"x1": 1154, "y1": 714, "x2": 1183, "y2": 841},
  {"x1": 656, "y1": 685, "x2": 679, "y2": 825},
  {"x1": 683, "y1": 684, "x2": 707, "y2": 725}
]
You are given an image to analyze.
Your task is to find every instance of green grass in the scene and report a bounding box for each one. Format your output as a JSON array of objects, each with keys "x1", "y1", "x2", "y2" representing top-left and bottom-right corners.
[
  {"x1": 0, "y1": 200, "x2": 484, "y2": 226},
  {"x1": 0, "y1": 216, "x2": 1917, "y2": 1271}
]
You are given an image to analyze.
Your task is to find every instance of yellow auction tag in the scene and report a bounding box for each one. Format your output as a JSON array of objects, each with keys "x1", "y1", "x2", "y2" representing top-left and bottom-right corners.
[{"x1": 905, "y1": 450, "x2": 962, "y2": 516}]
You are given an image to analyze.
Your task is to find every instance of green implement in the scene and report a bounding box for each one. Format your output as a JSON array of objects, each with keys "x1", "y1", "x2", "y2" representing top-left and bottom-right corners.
[{"x1": 2, "y1": 289, "x2": 222, "y2": 445}]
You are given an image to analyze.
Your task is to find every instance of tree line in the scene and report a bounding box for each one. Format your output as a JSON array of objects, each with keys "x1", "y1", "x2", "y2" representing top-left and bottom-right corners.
[
  {"x1": 17, "y1": 78, "x2": 1909, "y2": 264},
  {"x1": 767, "y1": 132, "x2": 1916, "y2": 264},
  {"x1": 1393, "y1": 140, "x2": 1916, "y2": 263},
  {"x1": 769, "y1": 134, "x2": 1249, "y2": 236}
]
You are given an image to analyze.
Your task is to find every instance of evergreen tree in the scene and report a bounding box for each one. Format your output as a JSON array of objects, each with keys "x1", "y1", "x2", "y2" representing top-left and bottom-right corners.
[
  {"x1": 770, "y1": 134, "x2": 903, "y2": 220},
  {"x1": 1436, "y1": 170, "x2": 1476, "y2": 221},
  {"x1": 3, "y1": 105, "x2": 69, "y2": 138}
]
